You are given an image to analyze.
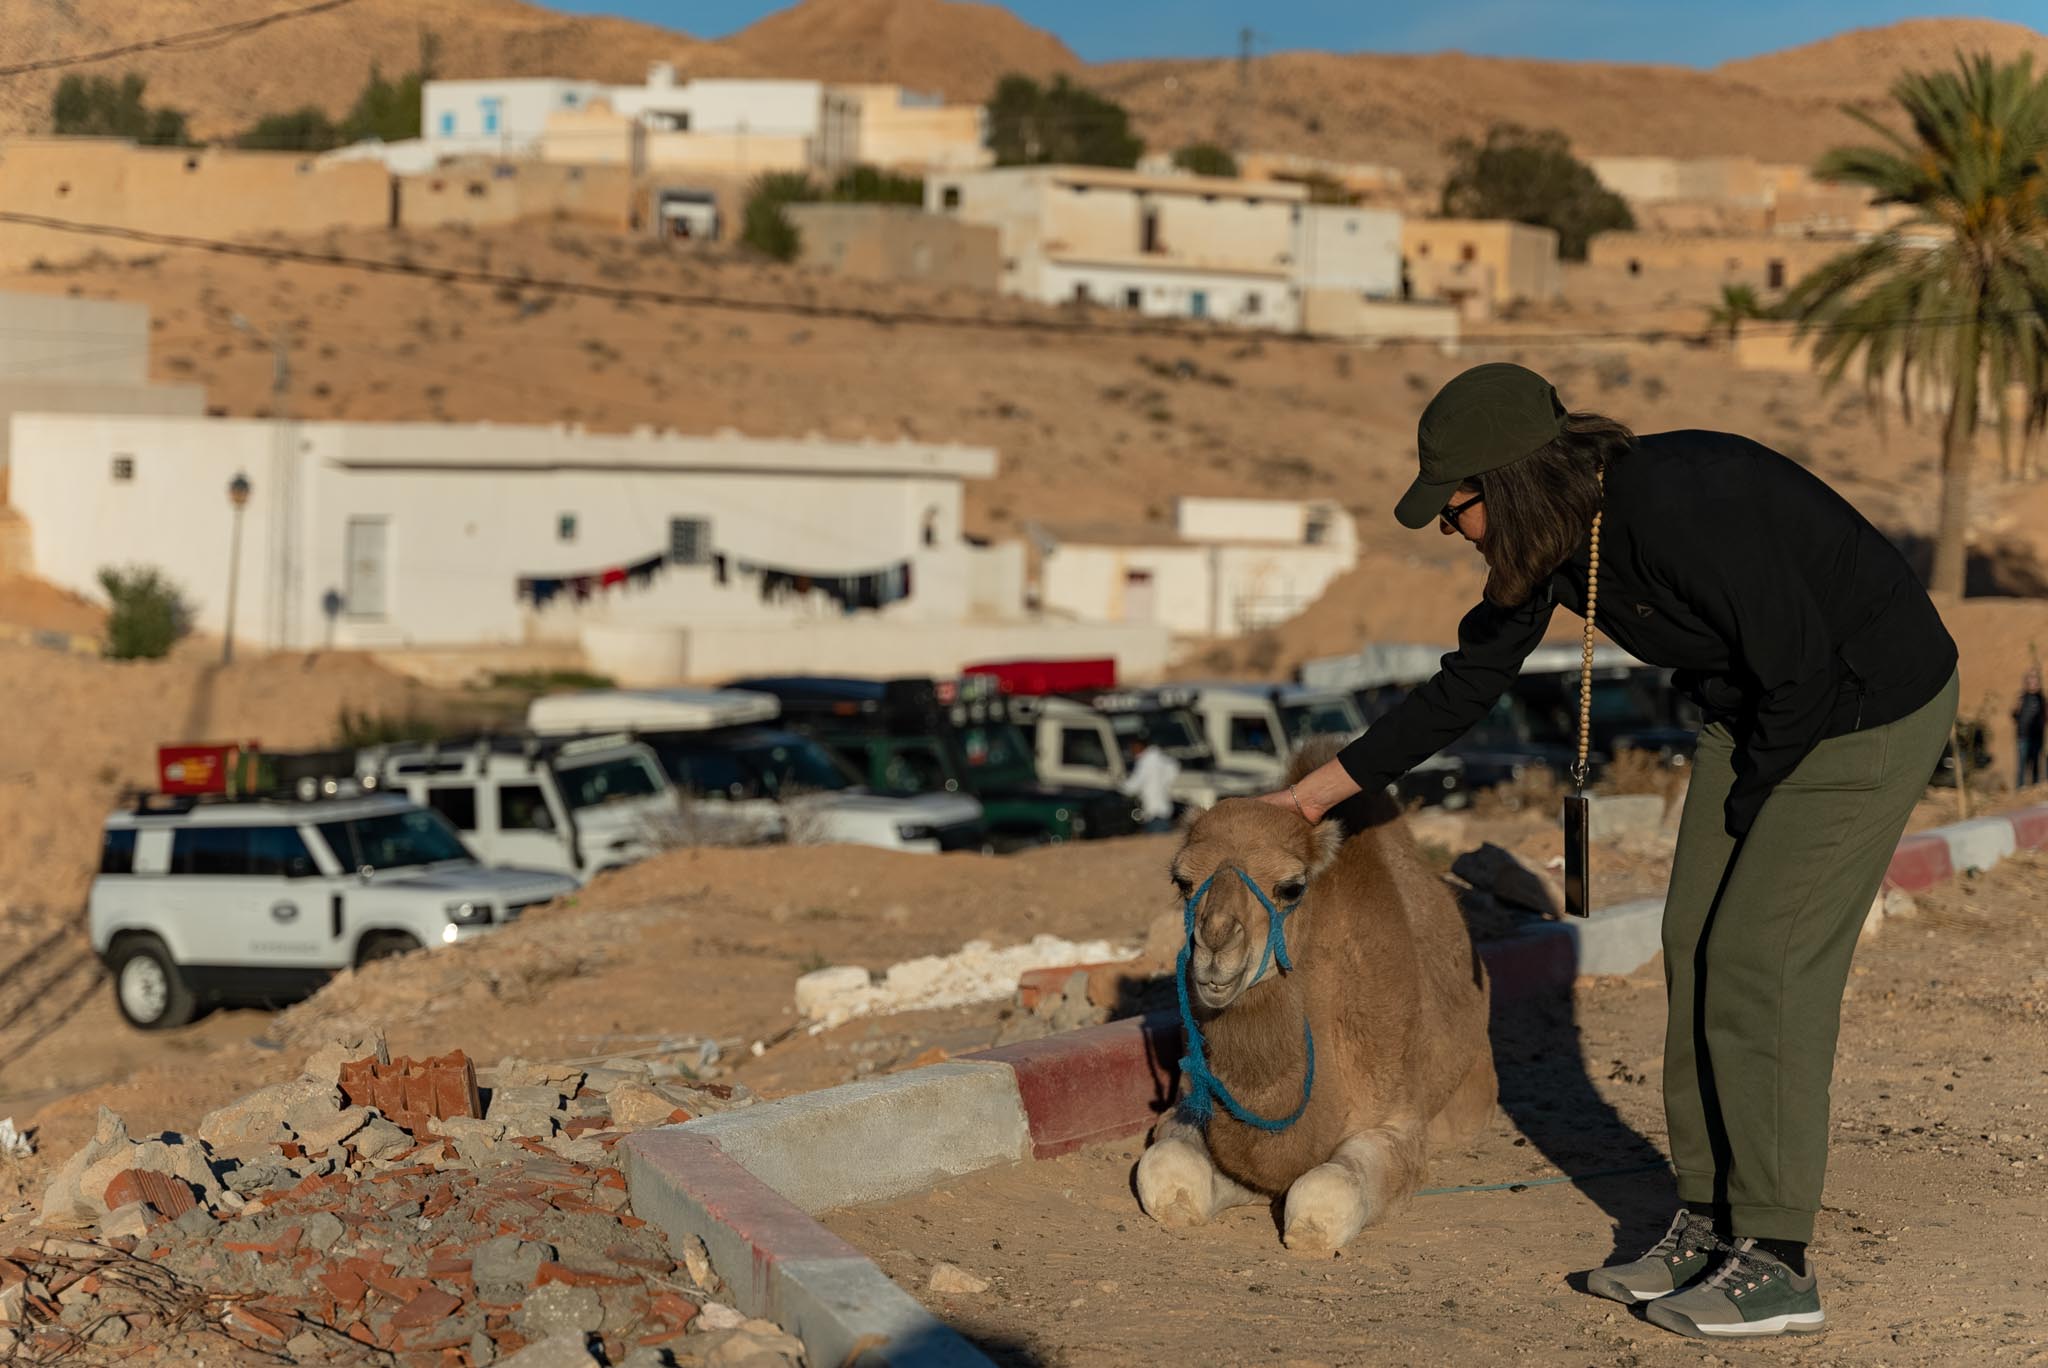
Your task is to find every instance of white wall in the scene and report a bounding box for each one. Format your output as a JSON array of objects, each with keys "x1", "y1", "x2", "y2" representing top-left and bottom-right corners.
[
  {"x1": 1039, "y1": 261, "x2": 1296, "y2": 329},
  {"x1": 423, "y1": 79, "x2": 603, "y2": 156},
  {"x1": 11, "y1": 415, "x2": 998, "y2": 653},
  {"x1": 1176, "y1": 497, "x2": 1336, "y2": 544},
  {"x1": 612, "y1": 79, "x2": 824, "y2": 137},
  {"x1": 1040, "y1": 538, "x2": 1356, "y2": 638},
  {"x1": 1294, "y1": 205, "x2": 1401, "y2": 296},
  {"x1": 584, "y1": 619, "x2": 1173, "y2": 686}
]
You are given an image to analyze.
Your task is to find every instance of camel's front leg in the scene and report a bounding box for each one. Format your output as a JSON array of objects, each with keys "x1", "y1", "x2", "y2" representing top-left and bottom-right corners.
[
  {"x1": 1281, "y1": 1119, "x2": 1426, "y2": 1253},
  {"x1": 1135, "y1": 1111, "x2": 1263, "y2": 1229}
]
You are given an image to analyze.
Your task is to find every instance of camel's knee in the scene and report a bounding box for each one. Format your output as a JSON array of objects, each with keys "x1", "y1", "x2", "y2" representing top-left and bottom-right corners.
[
  {"x1": 1281, "y1": 1162, "x2": 1368, "y2": 1254},
  {"x1": 1136, "y1": 1136, "x2": 1223, "y2": 1229},
  {"x1": 1428, "y1": 1051, "x2": 1499, "y2": 1148}
]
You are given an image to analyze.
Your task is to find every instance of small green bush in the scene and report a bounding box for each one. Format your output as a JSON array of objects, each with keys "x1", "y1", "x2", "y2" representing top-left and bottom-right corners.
[
  {"x1": 98, "y1": 566, "x2": 193, "y2": 661},
  {"x1": 334, "y1": 708, "x2": 449, "y2": 748}
]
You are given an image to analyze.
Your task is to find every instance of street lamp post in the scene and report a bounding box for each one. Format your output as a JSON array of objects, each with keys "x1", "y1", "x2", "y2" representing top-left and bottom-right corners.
[{"x1": 223, "y1": 472, "x2": 252, "y2": 665}]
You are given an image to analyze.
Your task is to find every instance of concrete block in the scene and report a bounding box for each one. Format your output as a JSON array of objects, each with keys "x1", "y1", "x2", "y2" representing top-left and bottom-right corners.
[
  {"x1": 2008, "y1": 804, "x2": 2048, "y2": 851},
  {"x1": 1939, "y1": 816, "x2": 2017, "y2": 875},
  {"x1": 1587, "y1": 794, "x2": 1665, "y2": 843},
  {"x1": 682, "y1": 1062, "x2": 1030, "y2": 1212},
  {"x1": 621, "y1": 1130, "x2": 989, "y2": 1368},
  {"x1": 968, "y1": 1013, "x2": 1181, "y2": 1157},
  {"x1": 1886, "y1": 833, "x2": 1955, "y2": 891},
  {"x1": 1559, "y1": 897, "x2": 1665, "y2": 977}
]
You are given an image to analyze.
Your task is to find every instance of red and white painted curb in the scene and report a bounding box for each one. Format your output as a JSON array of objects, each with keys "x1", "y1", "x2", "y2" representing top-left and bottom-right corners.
[{"x1": 621, "y1": 803, "x2": 2048, "y2": 1366}]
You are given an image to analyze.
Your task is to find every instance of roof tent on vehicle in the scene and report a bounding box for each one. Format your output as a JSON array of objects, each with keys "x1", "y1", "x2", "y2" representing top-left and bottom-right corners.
[
  {"x1": 525, "y1": 687, "x2": 780, "y2": 736},
  {"x1": 962, "y1": 658, "x2": 1117, "y2": 697}
]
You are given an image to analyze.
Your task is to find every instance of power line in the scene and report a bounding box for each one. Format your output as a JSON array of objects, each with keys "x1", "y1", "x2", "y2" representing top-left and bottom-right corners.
[
  {"x1": 0, "y1": 0, "x2": 356, "y2": 79},
  {"x1": 2, "y1": 210, "x2": 2028, "y2": 352}
]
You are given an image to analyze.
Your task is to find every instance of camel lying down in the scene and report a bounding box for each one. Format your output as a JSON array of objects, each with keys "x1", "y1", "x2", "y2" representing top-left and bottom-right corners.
[{"x1": 1136, "y1": 741, "x2": 1496, "y2": 1253}]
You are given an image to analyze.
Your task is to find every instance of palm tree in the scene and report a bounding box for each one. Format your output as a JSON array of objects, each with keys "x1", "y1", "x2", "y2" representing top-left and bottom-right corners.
[
  {"x1": 1706, "y1": 283, "x2": 1771, "y2": 341},
  {"x1": 1782, "y1": 53, "x2": 2048, "y2": 598}
]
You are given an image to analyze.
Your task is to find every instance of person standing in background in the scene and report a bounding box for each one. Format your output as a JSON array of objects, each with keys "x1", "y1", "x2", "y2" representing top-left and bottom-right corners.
[
  {"x1": 1120, "y1": 738, "x2": 1182, "y2": 834},
  {"x1": 2015, "y1": 668, "x2": 2045, "y2": 789}
]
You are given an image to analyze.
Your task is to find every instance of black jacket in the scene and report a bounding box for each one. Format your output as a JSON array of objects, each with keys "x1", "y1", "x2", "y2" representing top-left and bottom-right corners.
[{"x1": 1337, "y1": 430, "x2": 1957, "y2": 835}]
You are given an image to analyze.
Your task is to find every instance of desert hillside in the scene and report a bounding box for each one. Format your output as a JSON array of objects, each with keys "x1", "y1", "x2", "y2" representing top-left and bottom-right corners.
[
  {"x1": 6, "y1": 1, "x2": 2044, "y2": 171},
  {"x1": 1714, "y1": 17, "x2": 2048, "y2": 106}
]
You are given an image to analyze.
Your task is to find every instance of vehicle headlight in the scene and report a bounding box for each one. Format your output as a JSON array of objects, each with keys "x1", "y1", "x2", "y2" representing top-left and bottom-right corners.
[
  {"x1": 445, "y1": 900, "x2": 493, "y2": 926},
  {"x1": 897, "y1": 823, "x2": 935, "y2": 841}
]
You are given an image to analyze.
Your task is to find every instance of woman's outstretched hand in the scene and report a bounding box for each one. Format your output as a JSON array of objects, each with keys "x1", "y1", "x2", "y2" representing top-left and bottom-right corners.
[{"x1": 1251, "y1": 758, "x2": 1365, "y2": 824}]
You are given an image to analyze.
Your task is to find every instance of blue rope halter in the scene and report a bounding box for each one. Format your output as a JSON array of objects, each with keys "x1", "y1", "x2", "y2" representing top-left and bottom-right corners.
[{"x1": 1175, "y1": 867, "x2": 1316, "y2": 1133}]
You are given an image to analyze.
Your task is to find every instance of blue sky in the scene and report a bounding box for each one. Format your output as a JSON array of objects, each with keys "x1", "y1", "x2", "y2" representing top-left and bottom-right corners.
[{"x1": 549, "y1": 1, "x2": 2044, "y2": 65}]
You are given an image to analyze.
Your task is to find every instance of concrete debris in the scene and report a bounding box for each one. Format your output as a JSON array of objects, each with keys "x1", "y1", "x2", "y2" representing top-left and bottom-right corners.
[
  {"x1": 680, "y1": 1233, "x2": 721, "y2": 1293},
  {"x1": 797, "y1": 934, "x2": 1140, "y2": 1028},
  {"x1": 198, "y1": 1079, "x2": 340, "y2": 1156},
  {"x1": 14, "y1": 1044, "x2": 810, "y2": 1368},
  {"x1": 499, "y1": 1330, "x2": 604, "y2": 1365},
  {"x1": 928, "y1": 1262, "x2": 991, "y2": 1295},
  {"x1": 1863, "y1": 885, "x2": 1919, "y2": 941},
  {"x1": 0, "y1": 1118, "x2": 33, "y2": 1159},
  {"x1": 694, "y1": 1301, "x2": 748, "y2": 1332},
  {"x1": 515, "y1": 1283, "x2": 606, "y2": 1337},
  {"x1": 298, "y1": 1027, "x2": 390, "y2": 1084}
]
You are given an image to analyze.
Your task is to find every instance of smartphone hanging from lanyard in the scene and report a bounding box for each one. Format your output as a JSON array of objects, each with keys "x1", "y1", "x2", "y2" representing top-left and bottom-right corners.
[{"x1": 1563, "y1": 478, "x2": 1604, "y2": 919}]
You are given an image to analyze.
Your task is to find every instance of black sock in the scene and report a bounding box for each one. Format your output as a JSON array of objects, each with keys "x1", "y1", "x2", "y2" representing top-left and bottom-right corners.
[{"x1": 1753, "y1": 1237, "x2": 1808, "y2": 1276}]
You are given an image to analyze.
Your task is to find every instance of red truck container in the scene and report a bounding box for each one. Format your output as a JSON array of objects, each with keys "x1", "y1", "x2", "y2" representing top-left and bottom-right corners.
[{"x1": 962, "y1": 658, "x2": 1117, "y2": 697}]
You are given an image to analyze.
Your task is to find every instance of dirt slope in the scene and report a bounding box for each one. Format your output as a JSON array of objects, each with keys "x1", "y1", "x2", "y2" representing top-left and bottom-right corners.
[
  {"x1": 0, "y1": 0, "x2": 743, "y2": 143},
  {"x1": 721, "y1": 0, "x2": 1078, "y2": 99},
  {"x1": 1715, "y1": 17, "x2": 2048, "y2": 107}
]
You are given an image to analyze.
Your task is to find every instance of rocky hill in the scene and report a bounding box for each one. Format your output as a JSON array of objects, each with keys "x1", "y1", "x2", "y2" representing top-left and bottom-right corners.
[{"x1": 5, "y1": 1, "x2": 2043, "y2": 171}]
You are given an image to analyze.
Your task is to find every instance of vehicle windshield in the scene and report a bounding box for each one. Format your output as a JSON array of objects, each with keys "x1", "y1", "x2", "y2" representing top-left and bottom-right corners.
[
  {"x1": 739, "y1": 738, "x2": 856, "y2": 796},
  {"x1": 1108, "y1": 708, "x2": 1208, "y2": 755},
  {"x1": 555, "y1": 755, "x2": 664, "y2": 810},
  {"x1": 1279, "y1": 699, "x2": 1361, "y2": 743},
  {"x1": 317, "y1": 808, "x2": 472, "y2": 872},
  {"x1": 649, "y1": 735, "x2": 856, "y2": 801},
  {"x1": 960, "y1": 723, "x2": 1033, "y2": 775}
]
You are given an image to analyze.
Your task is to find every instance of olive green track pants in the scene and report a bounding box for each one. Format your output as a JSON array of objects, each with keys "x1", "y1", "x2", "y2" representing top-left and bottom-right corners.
[{"x1": 1662, "y1": 670, "x2": 1958, "y2": 1244}]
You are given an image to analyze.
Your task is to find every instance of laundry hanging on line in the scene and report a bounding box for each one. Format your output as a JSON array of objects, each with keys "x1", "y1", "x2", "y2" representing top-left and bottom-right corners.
[
  {"x1": 517, "y1": 551, "x2": 666, "y2": 608},
  {"x1": 739, "y1": 559, "x2": 913, "y2": 613}
]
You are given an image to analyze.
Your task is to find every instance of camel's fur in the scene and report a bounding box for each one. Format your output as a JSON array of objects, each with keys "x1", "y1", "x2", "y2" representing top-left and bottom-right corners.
[{"x1": 1135, "y1": 740, "x2": 1496, "y2": 1252}]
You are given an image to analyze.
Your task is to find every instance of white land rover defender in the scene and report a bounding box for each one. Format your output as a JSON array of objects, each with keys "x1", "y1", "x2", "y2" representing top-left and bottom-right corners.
[
  {"x1": 361, "y1": 734, "x2": 677, "y2": 884},
  {"x1": 89, "y1": 793, "x2": 578, "y2": 1030}
]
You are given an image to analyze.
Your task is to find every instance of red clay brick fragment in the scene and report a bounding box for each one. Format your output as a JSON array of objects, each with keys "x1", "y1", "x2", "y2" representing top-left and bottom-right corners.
[
  {"x1": 318, "y1": 1269, "x2": 369, "y2": 1310},
  {"x1": 224, "y1": 1307, "x2": 288, "y2": 1343},
  {"x1": 532, "y1": 1263, "x2": 636, "y2": 1290},
  {"x1": 339, "y1": 1050, "x2": 482, "y2": 1133},
  {"x1": 425, "y1": 1256, "x2": 472, "y2": 1279},
  {"x1": 366, "y1": 1271, "x2": 431, "y2": 1303},
  {"x1": 101, "y1": 1170, "x2": 198, "y2": 1219},
  {"x1": 344, "y1": 1320, "x2": 376, "y2": 1347},
  {"x1": 606, "y1": 1246, "x2": 675, "y2": 1276},
  {"x1": 391, "y1": 1287, "x2": 463, "y2": 1329},
  {"x1": 492, "y1": 1331, "x2": 528, "y2": 1356},
  {"x1": 649, "y1": 1292, "x2": 699, "y2": 1327}
]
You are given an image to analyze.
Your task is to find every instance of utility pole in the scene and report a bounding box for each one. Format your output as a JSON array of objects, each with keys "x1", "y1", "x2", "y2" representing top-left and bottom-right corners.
[{"x1": 233, "y1": 315, "x2": 294, "y2": 650}]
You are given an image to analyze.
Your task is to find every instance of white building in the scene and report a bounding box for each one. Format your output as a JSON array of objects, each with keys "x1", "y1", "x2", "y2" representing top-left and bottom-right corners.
[
  {"x1": 924, "y1": 165, "x2": 1411, "y2": 335},
  {"x1": 0, "y1": 293, "x2": 204, "y2": 569},
  {"x1": 1040, "y1": 497, "x2": 1357, "y2": 638},
  {"x1": 422, "y1": 78, "x2": 604, "y2": 157},
  {"x1": 8, "y1": 415, "x2": 1166, "y2": 682},
  {"x1": 609, "y1": 67, "x2": 824, "y2": 140}
]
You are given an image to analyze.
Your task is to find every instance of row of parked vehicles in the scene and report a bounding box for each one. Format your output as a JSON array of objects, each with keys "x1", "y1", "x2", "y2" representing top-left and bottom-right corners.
[{"x1": 90, "y1": 656, "x2": 1703, "y2": 1031}]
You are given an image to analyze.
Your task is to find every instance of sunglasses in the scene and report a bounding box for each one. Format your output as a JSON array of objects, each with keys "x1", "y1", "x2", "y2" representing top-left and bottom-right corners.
[{"x1": 1439, "y1": 491, "x2": 1484, "y2": 533}]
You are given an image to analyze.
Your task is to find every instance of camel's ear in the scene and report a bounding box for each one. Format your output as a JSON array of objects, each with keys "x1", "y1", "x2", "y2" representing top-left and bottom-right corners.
[{"x1": 1307, "y1": 819, "x2": 1345, "y2": 877}]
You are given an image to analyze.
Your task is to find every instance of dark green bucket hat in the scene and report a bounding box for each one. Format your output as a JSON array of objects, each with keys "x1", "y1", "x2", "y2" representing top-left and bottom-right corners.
[{"x1": 1394, "y1": 363, "x2": 1568, "y2": 529}]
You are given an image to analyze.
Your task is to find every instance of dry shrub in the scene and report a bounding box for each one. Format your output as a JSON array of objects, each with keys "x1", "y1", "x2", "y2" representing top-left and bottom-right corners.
[
  {"x1": 1472, "y1": 763, "x2": 1565, "y2": 816},
  {"x1": 1601, "y1": 746, "x2": 1689, "y2": 801}
]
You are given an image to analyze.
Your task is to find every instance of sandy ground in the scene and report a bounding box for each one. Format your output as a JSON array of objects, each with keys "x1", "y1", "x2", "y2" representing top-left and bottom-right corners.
[
  {"x1": 0, "y1": 809, "x2": 1670, "y2": 1208},
  {"x1": 825, "y1": 850, "x2": 2048, "y2": 1368}
]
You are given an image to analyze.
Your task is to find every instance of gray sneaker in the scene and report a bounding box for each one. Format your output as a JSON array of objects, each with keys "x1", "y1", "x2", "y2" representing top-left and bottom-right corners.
[
  {"x1": 1645, "y1": 1239, "x2": 1826, "y2": 1338},
  {"x1": 1585, "y1": 1208, "x2": 1725, "y2": 1305}
]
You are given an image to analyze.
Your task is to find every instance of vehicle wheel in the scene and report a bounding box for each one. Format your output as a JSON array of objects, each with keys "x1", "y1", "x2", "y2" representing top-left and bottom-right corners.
[
  {"x1": 355, "y1": 932, "x2": 423, "y2": 966},
  {"x1": 110, "y1": 937, "x2": 198, "y2": 1031}
]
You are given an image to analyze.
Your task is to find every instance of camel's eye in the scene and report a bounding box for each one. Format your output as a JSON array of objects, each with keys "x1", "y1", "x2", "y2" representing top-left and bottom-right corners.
[
  {"x1": 1170, "y1": 872, "x2": 1194, "y2": 897},
  {"x1": 1273, "y1": 880, "x2": 1307, "y2": 904}
]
